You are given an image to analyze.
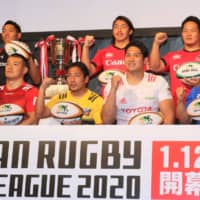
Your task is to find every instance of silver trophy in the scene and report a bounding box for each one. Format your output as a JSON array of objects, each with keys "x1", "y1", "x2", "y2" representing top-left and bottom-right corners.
[
  {"x1": 45, "y1": 38, "x2": 69, "y2": 97},
  {"x1": 52, "y1": 38, "x2": 68, "y2": 84}
]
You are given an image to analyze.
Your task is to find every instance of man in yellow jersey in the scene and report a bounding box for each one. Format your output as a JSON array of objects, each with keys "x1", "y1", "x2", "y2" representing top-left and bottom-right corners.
[{"x1": 36, "y1": 62, "x2": 103, "y2": 125}]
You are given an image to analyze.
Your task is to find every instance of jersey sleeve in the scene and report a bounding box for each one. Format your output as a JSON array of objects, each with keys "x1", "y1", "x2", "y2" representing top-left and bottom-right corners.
[
  {"x1": 25, "y1": 87, "x2": 39, "y2": 113},
  {"x1": 92, "y1": 49, "x2": 104, "y2": 73},
  {"x1": 162, "y1": 52, "x2": 171, "y2": 72},
  {"x1": 157, "y1": 76, "x2": 172, "y2": 102},
  {"x1": 91, "y1": 96, "x2": 103, "y2": 124}
]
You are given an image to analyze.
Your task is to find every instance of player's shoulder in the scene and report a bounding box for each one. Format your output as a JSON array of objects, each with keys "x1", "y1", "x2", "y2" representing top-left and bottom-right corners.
[
  {"x1": 22, "y1": 83, "x2": 38, "y2": 92},
  {"x1": 87, "y1": 89, "x2": 103, "y2": 102}
]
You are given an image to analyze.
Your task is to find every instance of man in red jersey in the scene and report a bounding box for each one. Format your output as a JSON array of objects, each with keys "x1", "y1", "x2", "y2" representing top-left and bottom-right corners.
[
  {"x1": 0, "y1": 20, "x2": 41, "y2": 85},
  {"x1": 82, "y1": 16, "x2": 134, "y2": 76},
  {"x1": 149, "y1": 16, "x2": 200, "y2": 111},
  {"x1": 81, "y1": 15, "x2": 134, "y2": 77},
  {"x1": 0, "y1": 54, "x2": 38, "y2": 125}
]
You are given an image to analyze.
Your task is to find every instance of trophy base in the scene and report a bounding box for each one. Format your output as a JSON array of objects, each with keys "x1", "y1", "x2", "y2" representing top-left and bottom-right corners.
[{"x1": 45, "y1": 84, "x2": 68, "y2": 98}]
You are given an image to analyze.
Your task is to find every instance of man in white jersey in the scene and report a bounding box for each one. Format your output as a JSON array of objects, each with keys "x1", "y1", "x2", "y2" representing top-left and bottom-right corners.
[{"x1": 102, "y1": 40, "x2": 175, "y2": 124}]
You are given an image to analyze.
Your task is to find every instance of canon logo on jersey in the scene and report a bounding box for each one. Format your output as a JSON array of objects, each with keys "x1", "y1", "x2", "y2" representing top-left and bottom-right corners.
[{"x1": 105, "y1": 59, "x2": 124, "y2": 66}]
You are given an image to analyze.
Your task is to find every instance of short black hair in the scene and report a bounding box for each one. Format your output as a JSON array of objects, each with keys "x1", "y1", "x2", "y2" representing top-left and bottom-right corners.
[
  {"x1": 3, "y1": 20, "x2": 21, "y2": 33},
  {"x1": 66, "y1": 62, "x2": 89, "y2": 77},
  {"x1": 112, "y1": 15, "x2": 135, "y2": 43},
  {"x1": 181, "y1": 16, "x2": 200, "y2": 31},
  {"x1": 125, "y1": 40, "x2": 149, "y2": 58}
]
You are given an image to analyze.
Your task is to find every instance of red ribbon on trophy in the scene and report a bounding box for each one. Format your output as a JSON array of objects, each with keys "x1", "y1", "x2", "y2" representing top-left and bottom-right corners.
[
  {"x1": 35, "y1": 35, "x2": 85, "y2": 81},
  {"x1": 66, "y1": 35, "x2": 85, "y2": 63},
  {"x1": 35, "y1": 35, "x2": 55, "y2": 80}
]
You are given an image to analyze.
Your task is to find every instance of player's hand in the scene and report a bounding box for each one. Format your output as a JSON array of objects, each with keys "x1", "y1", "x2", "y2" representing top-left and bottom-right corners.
[
  {"x1": 111, "y1": 75, "x2": 122, "y2": 91},
  {"x1": 41, "y1": 77, "x2": 56, "y2": 90},
  {"x1": 154, "y1": 32, "x2": 168, "y2": 46},
  {"x1": 181, "y1": 77, "x2": 200, "y2": 87},
  {"x1": 83, "y1": 35, "x2": 95, "y2": 48}
]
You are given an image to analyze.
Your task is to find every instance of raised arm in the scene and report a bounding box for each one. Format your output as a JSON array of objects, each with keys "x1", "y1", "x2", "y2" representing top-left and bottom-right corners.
[
  {"x1": 101, "y1": 75, "x2": 121, "y2": 124},
  {"x1": 149, "y1": 32, "x2": 168, "y2": 72},
  {"x1": 81, "y1": 35, "x2": 97, "y2": 76},
  {"x1": 28, "y1": 56, "x2": 41, "y2": 85},
  {"x1": 36, "y1": 77, "x2": 56, "y2": 119}
]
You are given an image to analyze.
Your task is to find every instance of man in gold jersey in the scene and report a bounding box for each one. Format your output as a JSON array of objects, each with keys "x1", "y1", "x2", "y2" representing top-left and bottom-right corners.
[{"x1": 36, "y1": 62, "x2": 103, "y2": 124}]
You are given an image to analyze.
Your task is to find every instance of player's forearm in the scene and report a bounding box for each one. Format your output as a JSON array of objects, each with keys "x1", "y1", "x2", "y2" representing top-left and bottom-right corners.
[
  {"x1": 36, "y1": 86, "x2": 50, "y2": 118},
  {"x1": 102, "y1": 89, "x2": 117, "y2": 124},
  {"x1": 28, "y1": 57, "x2": 41, "y2": 85},
  {"x1": 20, "y1": 113, "x2": 38, "y2": 125},
  {"x1": 81, "y1": 46, "x2": 96, "y2": 76},
  {"x1": 176, "y1": 101, "x2": 191, "y2": 124},
  {"x1": 149, "y1": 42, "x2": 163, "y2": 72}
]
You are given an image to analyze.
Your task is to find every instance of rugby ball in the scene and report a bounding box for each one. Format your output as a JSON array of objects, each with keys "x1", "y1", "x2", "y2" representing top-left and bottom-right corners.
[
  {"x1": 98, "y1": 70, "x2": 123, "y2": 85},
  {"x1": 0, "y1": 104, "x2": 24, "y2": 125},
  {"x1": 128, "y1": 112, "x2": 163, "y2": 125},
  {"x1": 187, "y1": 99, "x2": 200, "y2": 120},
  {"x1": 5, "y1": 40, "x2": 31, "y2": 59},
  {"x1": 176, "y1": 62, "x2": 200, "y2": 79},
  {"x1": 50, "y1": 101, "x2": 83, "y2": 124}
]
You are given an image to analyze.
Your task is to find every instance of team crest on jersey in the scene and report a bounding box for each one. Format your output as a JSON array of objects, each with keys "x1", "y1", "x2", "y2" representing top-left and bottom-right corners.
[
  {"x1": 22, "y1": 84, "x2": 33, "y2": 91},
  {"x1": 119, "y1": 97, "x2": 127, "y2": 104},
  {"x1": 172, "y1": 54, "x2": 181, "y2": 60},
  {"x1": 105, "y1": 52, "x2": 113, "y2": 58},
  {"x1": 147, "y1": 74, "x2": 156, "y2": 82}
]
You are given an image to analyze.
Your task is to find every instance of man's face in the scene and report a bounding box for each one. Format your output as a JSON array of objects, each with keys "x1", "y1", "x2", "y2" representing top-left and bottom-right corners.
[
  {"x1": 112, "y1": 19, "x2": 133, "y2": 42},
  {"x1": 182, "y1": 21, "x2": 200, "y2": 47},
  {"x1": 2, "y1": 24, "x2": 21, "y2": 44},
  {"x1": 5, "y1": 56, "x2": 27, "y2": 80},
  {"x1": 66, "y1": 66, "x2": 88, "y2": 92},
  {"x1": 125, "y1": 46, "x2": 145, "y2": 72}
]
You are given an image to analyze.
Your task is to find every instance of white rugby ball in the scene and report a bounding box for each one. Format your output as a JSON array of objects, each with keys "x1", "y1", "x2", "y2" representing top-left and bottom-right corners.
[
  {"x1": 176, "y1": 62, "x2": 200, "y2": 79},
  {"x1": 187, "y1": 99, "x2": 200, "y2": 120},
  {"x1": 128, "y1": 112, "x2": 163, "y2": 125},
  {"x1": 5, "y1": 40, "x2": 31, "y2": 59},
  {"x1": 98, "y1": 70, "x2": 123, "y2": 84},
  {"x1": 0, "y1": 104, "x2": 24, "y2": 125},
  {"x1": 51, "y1": 101, "x2": 83, "y2": 123}
]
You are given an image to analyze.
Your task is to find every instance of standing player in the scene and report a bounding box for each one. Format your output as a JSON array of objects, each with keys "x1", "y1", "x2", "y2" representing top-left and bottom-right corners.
[
  {"x1": 149, "y1": 16, "x2": 200, "y2": 109},
  {"x1": 0, "y1": 20, "x2": 41, "y2": 85},
  {"x1": 81, "y1": 16, "x2": 134, "y2": 94}
]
